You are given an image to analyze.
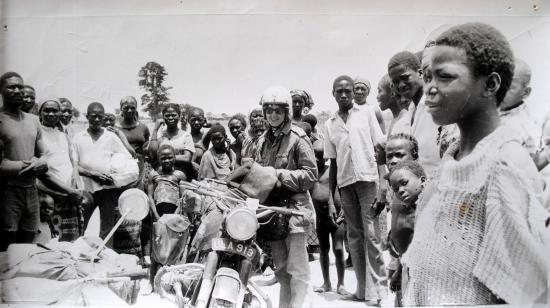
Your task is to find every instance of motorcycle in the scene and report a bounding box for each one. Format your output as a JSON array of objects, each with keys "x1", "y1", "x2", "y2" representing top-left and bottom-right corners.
[{"x1": 154, "y1": 180, "x2": 305, "y2": 308}]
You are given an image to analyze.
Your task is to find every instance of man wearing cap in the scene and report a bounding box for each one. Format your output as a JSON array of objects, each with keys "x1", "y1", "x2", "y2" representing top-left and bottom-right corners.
[
  {"x1": 255, "y1": 85, "x2": 317, "y2": 308},
  {"x1": 325, "y1": 75, "x2": 387, "y2": 304},
  {"x1": 354, "y1": 76, "x2": 387, "y2": 134}
]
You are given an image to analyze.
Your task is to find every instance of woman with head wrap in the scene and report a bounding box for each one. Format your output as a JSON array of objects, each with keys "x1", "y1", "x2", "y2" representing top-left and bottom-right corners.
[
  {"x1": 241, "y1": 106, "x2": 267, "y2": 164},
  {"x1": 36, "y1": 98, "x2": 86, "y2": 242},
  {"x1": 254, "y1": 86, "x2": 318, "y2": 308}
]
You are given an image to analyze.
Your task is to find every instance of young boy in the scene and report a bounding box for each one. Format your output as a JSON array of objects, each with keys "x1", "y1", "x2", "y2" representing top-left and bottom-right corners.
[
  {"x1": 387, "y1": 160, "x2": 425, "y2": 306},
  {"x1": 310, "y1": 138, "x2": 349, "y2": 296},
  {"x1": 148, "y1": 144, "x2": 187, "y2": 217},
  {"x1": 402, "y1": 22, "x2": 550, "y2": 305}
]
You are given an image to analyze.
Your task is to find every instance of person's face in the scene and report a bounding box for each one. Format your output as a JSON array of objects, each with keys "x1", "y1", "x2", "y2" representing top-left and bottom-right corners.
[
  {"x1": 264, "y1": 105, "x2": 286, "y2": 128},
  {"x1": 210, "y1": 132, "x2": 227, "y2": 151},
  {"x1": 87, "y1": 106, "x2": 105, "y2": 131},
  {"x1": 60, "y1": 103, "x2": 73, "y2": 125},
  {"x1": 189, "y1": 112, "x2": 205, "y2": 132},
  {"x1": 103, "y1": 115, "x2": 116, "y2": 127},
  {"x1": 163, "y1": 107, "x2": 180, "y2": 128},
  {"x1": 501, "y1": 70, "x2": 530, "y2": 110},
  {"x1": 121, "y1": 102, "x2": 137, "y2": 121},
  {"x1": 39, "y1": 195, "x2": 54, "y2": 222},
  {"x1": 422, "y1": 45, "x2": 483, "y2": 126},
  {"x1": 377, "y1": 82, "x2": 393, "y2": 111},
  {"x1": 389, "y1": 168, "x2": 424, "y2": 205},
  {"x1": 353, "y1": 83, "x2": 369, "y2": 104},
  {"x1": 292, "y1": 96, "x2": 305, "y2": 117},
  {"x1": 228, "y1": 119, "x2": 244, "y2": 139},
  {"x1": 388, "y1": 64, "x2": 423, "y2": 100},
  {"x1": 22, "y1": 87, "x2": 36, "y2": 112},
  {"x1": 333, "y1": 79, "x2": 354, "y2": 111},
  {"x1": 250, "y1": 110, "x2": 266, "y2": 136},
  {"x1": 40, "y1": 101, "x2": 61, "y2": 127},
  {"x1": 386, "y1": 139, "x2": 415, "y2": 171},
  {"x1": 1, "y1": 76, "x2": 25, "y2": 108},
  {"x1": 159, "y1": 148, "x2": 175, "y2": 170}
]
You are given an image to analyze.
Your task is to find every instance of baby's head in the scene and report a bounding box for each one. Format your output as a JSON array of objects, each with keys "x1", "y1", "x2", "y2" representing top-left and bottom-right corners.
[
  {"x1": 388, "y1": 160, "x2": 426, "y2": 206},
  {"x1": 385, "y1": 133, "x2": 418, "y2": 171},
  {"x1": 39, "y1": 193, "x2": 55, "y2": 222}
]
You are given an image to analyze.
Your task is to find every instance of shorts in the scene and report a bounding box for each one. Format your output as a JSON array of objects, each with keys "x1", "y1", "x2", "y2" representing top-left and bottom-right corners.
[{"x1": 0, "y1": 185, "x2": 40, "y2": 232}]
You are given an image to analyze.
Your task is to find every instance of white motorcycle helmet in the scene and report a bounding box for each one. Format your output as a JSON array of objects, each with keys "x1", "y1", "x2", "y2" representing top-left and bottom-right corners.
[{"x1": 259, "y1": 85, "x2": 292, "y2": 110}]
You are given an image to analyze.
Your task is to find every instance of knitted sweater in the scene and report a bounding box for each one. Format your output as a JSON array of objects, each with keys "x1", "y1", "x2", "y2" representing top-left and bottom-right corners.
[{"x1": 401, "y1": 124, "x2": 550, "y2": 306}]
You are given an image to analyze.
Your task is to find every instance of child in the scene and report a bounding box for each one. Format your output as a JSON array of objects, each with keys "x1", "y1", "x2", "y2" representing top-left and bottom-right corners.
[
  {"x1": 198, "y1": 124, "x2": 236, "y2": 181},
  {"x1": 311, "y1": 138, "x2": 349, "y2": 295},
  {"x1": 35, "y1": 193, "x2": 57, "y2": 245},
  {"x1": 387, "y1": 160, "x2": 425, "y2": 306},
  {"x1": 402, "y1": 22, "x2": 550, "y2": 305},
  {"x1": 148, "y1": 144, "x2": 186, "y2": 217}
]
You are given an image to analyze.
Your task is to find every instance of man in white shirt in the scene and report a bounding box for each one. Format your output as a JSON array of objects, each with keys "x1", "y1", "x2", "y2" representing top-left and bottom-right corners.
[
  {"x1": 72, "y1": 102, "x2": 134, "y2": 248},
  {"x1": 325, "y1": 75, "x2": 387, "y2": 304}
]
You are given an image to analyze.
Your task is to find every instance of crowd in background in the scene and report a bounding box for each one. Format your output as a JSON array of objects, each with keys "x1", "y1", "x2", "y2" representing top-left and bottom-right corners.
[{"x1": 1, "y1": 21, "x2": 550, "y2": 307}]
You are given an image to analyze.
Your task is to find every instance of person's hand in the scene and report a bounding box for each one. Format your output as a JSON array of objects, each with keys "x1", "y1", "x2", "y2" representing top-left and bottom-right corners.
[
  {"x1": 327, "y1": 199, "x2": 338, "y2": 227},
  {"x1": 19, "y1": 157, "x2": 48, "y2": 176},
  {"x1": 375, "y1": 142, "x2": 387, "y2": 165},
  {"x1": 105, "y1": 125, "x2": 120, "y2": 134},
  {"x1": 153, "y1": 119, "x2": 165, "y2": 132},
  {"x1": 90, "y1": 171, "x2": 114, "y2": 185},
  {"x1": 371, "y1": 188, "x2": 388, "y2": 216},
  {"x1": 389, "y1": 270, "x2": 402, "y2": 292},
  {"x1": 68, "y1": 189, "x2": 84, "y2": 205}
]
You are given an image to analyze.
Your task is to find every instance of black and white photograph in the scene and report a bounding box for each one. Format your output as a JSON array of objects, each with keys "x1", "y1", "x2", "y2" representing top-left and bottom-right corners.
[{"x1": 1, "y1": 0, "x2": 550, "y2": 307}]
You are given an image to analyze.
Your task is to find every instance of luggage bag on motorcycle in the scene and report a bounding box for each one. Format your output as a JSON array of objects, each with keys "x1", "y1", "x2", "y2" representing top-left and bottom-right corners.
[{"x1": 151, "y1": 214, "x2": 191, "y2": 265}]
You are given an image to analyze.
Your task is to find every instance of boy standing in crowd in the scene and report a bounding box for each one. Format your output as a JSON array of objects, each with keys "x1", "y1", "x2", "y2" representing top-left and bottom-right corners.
[{"x1": 325, "y1": 75, "x2": 387, "y2": 305}]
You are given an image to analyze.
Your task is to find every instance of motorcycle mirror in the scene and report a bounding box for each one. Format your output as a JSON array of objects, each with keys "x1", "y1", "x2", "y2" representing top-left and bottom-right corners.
[{"x1": 118, "y1": 188, "x2": 149, "y2": 221}]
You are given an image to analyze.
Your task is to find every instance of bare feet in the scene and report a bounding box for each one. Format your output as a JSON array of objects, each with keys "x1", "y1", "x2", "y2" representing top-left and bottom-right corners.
[
  {"x1": 341, "y1": 293, "x2": 365, "y2": 302},
  {"x1": 313, "y1": 283, "x2": 332, "y2": 293},
  {"x1": 336, "y1": 285, "x2": 350, "y2": 295}
]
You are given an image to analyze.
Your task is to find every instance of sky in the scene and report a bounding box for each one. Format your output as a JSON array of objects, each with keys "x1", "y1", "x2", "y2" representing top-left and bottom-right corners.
[{"x1": 1, "y1": 0, "x2": 549, "y2": 121}]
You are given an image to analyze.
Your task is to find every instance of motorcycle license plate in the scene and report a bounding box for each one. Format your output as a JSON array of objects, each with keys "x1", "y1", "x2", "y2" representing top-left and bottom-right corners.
[{"x1": 211, "y1": 238, "x2": 256, "y2": 259}]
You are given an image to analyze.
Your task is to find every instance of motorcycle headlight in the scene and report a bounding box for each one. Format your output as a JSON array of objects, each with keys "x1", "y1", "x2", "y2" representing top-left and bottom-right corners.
[{"x1": 225, "y1": 208, "x2": 258, "y2": 241}]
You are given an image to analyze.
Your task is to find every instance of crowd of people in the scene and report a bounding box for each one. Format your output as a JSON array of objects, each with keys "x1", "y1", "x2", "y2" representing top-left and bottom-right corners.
[{"x1": 1, "y1": 22, "x2": 550, "y2": 307}]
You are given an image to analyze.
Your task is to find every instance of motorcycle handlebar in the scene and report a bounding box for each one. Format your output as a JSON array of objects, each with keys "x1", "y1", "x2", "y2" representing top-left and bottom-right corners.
[
  {"x1": 180, "y1": 181, "x2": 306, "y2": 217},
  {"x1": 257, "y1": 206, "x2": 305, "y2": 217}
]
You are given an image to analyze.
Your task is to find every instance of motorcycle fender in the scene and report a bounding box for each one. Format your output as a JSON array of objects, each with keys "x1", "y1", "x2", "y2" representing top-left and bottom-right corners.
[{"x1": 211, "y1": 267, "x2": 241, "y2": 303}]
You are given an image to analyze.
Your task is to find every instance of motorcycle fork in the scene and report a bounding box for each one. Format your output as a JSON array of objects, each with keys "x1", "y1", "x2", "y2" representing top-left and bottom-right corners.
[{"x1": 191, "y1": 251, "x2": 219, "y2": 308}]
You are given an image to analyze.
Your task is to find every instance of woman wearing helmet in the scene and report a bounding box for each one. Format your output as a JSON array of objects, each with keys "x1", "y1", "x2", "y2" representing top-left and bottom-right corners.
[{"x1": 254, "y1": 86, "x2": 318, "y2": 308}]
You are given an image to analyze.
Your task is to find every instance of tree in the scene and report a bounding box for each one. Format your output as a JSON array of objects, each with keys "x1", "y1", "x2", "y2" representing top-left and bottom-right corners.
[{"x1": 138, "y1": 61, "x2": 171, "y2": 119}]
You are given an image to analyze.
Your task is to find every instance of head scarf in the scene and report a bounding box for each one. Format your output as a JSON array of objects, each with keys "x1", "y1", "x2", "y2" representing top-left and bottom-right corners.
[
  {"x1": 248, "y1": 106, "x2": 267, "y2": 138},
  {"x1": 354, "y1": 76, "x2": 371, "y2": 92},
  {"x1": 37, "y1": 97, "x2": 63, "y2": 131}
]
